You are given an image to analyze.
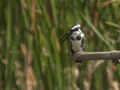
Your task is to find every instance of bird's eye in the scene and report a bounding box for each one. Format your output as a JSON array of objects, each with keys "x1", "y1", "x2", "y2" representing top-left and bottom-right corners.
[
  {"x1": 73, "y1": 28, "x2": 78, "y2": 31},
  {"x1": 76, "y1": 36, "x2": 81, "y2": 40}
]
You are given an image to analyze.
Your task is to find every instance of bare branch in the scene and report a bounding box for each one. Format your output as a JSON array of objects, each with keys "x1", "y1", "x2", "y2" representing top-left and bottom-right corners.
[{"x1": 72, "y1": 51, "x2": 120, "y2": 62}]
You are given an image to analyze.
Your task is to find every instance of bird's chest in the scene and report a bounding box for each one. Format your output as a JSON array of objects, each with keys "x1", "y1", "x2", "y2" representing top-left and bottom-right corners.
[{"x1": 71, "y1": 40, "x2": 82, "y2": 52}]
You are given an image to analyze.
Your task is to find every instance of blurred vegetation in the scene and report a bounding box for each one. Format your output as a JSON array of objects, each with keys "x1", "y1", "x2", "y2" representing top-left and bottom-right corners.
[{"x1": 0, "y1": 0, "x2": 120, "y2": 90}]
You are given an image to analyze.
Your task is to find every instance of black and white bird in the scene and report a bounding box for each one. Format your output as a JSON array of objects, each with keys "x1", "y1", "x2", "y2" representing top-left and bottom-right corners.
[{"x1": 62, "y1": 24, "x2": 85, "y2": 58}]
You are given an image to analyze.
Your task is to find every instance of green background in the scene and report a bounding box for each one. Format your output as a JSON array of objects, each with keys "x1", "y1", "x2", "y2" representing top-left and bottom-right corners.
[{"x1": 0, "y1": 0, "x2": 120, "y2": 90}]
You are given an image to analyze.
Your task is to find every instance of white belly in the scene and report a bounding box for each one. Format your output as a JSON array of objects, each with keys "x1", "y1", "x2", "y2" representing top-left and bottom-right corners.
[{"x1": 72, "y1": 41, "x2": 82, "y2": 52}]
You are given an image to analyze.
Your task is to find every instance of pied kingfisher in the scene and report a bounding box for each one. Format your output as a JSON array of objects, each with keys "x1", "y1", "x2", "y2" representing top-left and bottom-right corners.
[{"x1": 62, "y1": 24, "x2": 85, "y2": 62}]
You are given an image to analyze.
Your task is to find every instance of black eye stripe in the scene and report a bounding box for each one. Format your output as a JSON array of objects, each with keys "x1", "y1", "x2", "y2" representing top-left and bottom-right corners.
[
  {"x1": 71, "y1": 28, "x2": 78, "y2": 32},
  {"x1": 74, "y1": 28, "x2": 78, "y2": 31}
]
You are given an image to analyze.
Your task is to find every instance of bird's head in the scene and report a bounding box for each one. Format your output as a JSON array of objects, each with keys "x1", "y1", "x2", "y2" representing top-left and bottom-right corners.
[{"x1": 62, "y1": 24, "x2": 84, "y2": 41}]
